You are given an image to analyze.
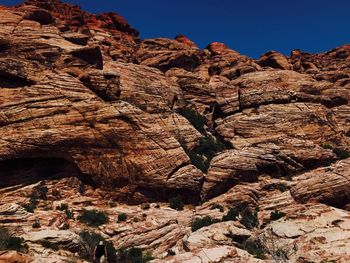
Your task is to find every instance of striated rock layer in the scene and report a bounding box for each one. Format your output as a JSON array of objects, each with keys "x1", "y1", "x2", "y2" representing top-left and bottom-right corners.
[{"x1": 0, "y1": 0, "x2": 349, "y2": 262}]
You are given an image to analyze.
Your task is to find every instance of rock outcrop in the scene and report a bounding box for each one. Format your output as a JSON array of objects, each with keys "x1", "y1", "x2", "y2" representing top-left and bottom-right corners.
[{"x1": 0, "y1": 0, "x2": 350, "y2": 262}]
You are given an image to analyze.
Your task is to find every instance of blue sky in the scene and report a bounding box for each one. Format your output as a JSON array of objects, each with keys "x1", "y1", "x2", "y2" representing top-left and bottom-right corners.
[{"x1": 3, "y1": 0, "x2": 350, "y2": 58}]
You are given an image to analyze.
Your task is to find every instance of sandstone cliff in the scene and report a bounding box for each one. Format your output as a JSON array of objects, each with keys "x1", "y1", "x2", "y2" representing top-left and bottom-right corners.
[{"x1": 0, "y1": 0, "x2": 349, "y2": 262}]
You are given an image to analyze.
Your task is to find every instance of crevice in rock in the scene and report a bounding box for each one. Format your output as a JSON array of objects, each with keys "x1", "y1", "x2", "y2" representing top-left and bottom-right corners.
[
  {"x1": 0, "y1": 157, "x2": 93, "y2": 188},
  {"x1": 70, "y1": 46, "x2": 103, "y2": 69},
  {"x1": 0, "y1": 73, "x2": 35, "y2": 88},
  {"x1": 132, "y1": 186, "x2": 201, "y2": 205},
  {"x1": 24, "y1": 9, "x2": 54, "y2": 25},
  {"x1": 166, "y1": 162, "x2": 190, "y2": 180}
]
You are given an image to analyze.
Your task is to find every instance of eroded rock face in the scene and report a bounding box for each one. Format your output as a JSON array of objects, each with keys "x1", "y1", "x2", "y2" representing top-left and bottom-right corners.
[
  {"x1": 0, "y1": 0, "x2": 350, "y2": 262},
  {"x1": 291, "y1": 159, "x2": 350, "y2": 208}
]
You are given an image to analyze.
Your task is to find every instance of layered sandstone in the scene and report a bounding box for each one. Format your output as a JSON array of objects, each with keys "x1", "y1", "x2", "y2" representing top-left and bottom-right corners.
[{"x1": 0, "y1": 0, "x2": 350, "y2": 262}]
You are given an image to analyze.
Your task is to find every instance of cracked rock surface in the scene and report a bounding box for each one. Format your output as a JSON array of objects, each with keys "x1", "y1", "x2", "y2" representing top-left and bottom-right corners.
[{"x1": 0, "y1": 0, "x2": 350, "y2": 262}]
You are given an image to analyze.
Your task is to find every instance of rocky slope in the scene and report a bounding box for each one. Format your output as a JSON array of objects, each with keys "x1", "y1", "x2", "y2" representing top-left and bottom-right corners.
[{"x1": 0, "y1": 0, "x2": 349, "y2": 262}]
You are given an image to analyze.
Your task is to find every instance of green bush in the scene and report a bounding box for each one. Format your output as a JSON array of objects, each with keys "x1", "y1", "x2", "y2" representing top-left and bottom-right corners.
[
  {"x1": 56, "y1": 203, "x2": 74, "y2": 219},
  {"x1": 0, "y1": 227, "x2": 28, "y2": 253},
  {"x1": 270, "y1": 210, "x2": 286, "y2": 221},
  {"x1": 56, "y1": 203, "x2": 69, "y2": 211},
  {"x1": 191, "y1": 216, "x2": 220, "y2": 231},
  {"x1": 222, "y1": 205, "x2": 259, "y2": 230},
  {"x1": 36, "y1": 184, "x2": 48, "y2": 200},
  {"x1": 32, "y1": 220, "x2": 41, "y2": 228},
  {"x1": 321, "y1": 143, "x2": 333, "y2": 149},
  {"x1": 169, "y1": 196, "x2": 184, "y2": 210},
  {"x1": 40, "y1": 239, "x2": 59, "y2": 250},
  {"x1": 240, "y1": 208, "x2": 259, "y2": 230},
  {"x1": 65, "y1": 209, "x2": 74, "y2": 219},
  {"x1": 184, "y1": 136, "x2": 226, "y2": 172},
  {"x1": 117, "y1": 247, "x2": 153, "y2": 263},
  {"x1": 239, "y1": 239, "x2": 266, "y2": 259},
  {"x1": 118, "y1": 213, "x2": 127, "y2": 223},
  {"x1": 333, "y1": 148, "x2": 350, "y2": 160},
  {"x1": 178, "y1": 107, "x2": 207, "y2": 133},
  {"x1": 222, "y1": 207, "x2": 240, "y2": 221},
  {"x1": 79, "y1": 231, "x2": 117, "y2": 263},
  {"x1": 210, "y1": 204, "x2": 224, "y2": 212},
  {"x1": 22, "y1": 196, "x2": 38, "y2": 213},
  {"x1": 78, "y1": 209, "x2": 108, "y2": 226},
  {"x1": 183, "y1": 145, "x2": 208, "y2": 172}
]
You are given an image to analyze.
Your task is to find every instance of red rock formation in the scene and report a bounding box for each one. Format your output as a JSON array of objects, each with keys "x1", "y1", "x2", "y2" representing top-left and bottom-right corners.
[{"x1": 0, "y1": 1, "x2": 350, "y2": 261}]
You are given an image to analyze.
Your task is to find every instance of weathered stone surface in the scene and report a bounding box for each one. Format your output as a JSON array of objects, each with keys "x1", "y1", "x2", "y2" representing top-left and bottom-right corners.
[
  {"x1": 136, "y1": 38, "x2": 205, "y2": 72},
  {"x1": 291, "y1": 159, "x2": 350, "y2": 208},
  {"x1": 24, "y1": 230, "x2": 83, "y2": 252},
  {"x1": 202, "y1": 139, "x2": 336, "y2": 199},
  {"x1": 0, "y1": 251, "x2": 32, "y2": 263},
  {"x1": 0, "y1": 1, "x2": 350, "y2": 262},
  {"x1": 258, "y1": 50, "x2": 291, "y2": 70},
  {"x1": 259, "y1": 204, "x2": 350, "y2": 262}
]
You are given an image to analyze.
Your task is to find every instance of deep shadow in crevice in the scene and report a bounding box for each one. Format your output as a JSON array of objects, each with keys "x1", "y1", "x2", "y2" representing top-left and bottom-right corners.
[
  {"x1": 0, "y1": 74, "x2": 34, "y2": 88},
  {"x1": 0, "y1": 157, "x2": 94, "y2": 188}
]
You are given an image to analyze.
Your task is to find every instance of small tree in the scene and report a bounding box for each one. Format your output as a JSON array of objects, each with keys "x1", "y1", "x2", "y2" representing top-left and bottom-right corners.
[
  {"x1": 0, "y1": 227, "x2": 28, "y2": 253},
  {"x1": 191, "y1": 216, "x2": 219, "y2": 231},
  {"x1": 78, "y1": 209, "x2": 108, "y2": 226},
  {"x1": 169, "y1": 196, "x2": 184, "y2": 210},
  {"x1": 210, "y1": 203, "x2": 224, "y2": 212},
  {"x1": 259, "y1": 227, "x2": 297, "y2": 263},
  {"x1": 116, "y1": 247, "x2": 153, "y2": 263},
  {"x1": 270, "y1": 210, "x2": 286, "y2": 221},
  {"x1": 118, "y1": 213, "x2": 127, "y2": 223}
]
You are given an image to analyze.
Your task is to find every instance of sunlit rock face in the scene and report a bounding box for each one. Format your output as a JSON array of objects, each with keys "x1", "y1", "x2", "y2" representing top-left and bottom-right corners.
[{"x1": 0, "y1": 0, "x2": 349, "y2": 262}]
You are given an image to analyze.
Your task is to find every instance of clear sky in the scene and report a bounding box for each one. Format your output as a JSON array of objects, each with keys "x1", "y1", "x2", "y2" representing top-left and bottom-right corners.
[{"x1": 3, "y1": 0, "x2": 350, "y2": 58}]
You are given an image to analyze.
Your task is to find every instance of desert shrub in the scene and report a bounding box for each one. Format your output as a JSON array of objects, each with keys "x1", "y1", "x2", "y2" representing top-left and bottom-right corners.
[
  {"x1": 262, "y1": 183, "x2": 288, "y2": 192},
  {"x1": 32, "y1": 220, "x2": 41, "y2": 228},
  {"x1": 117, "y1": 213, "x2": 127, "y2": 222},
  {"x1": 78, "y1": 209, "x2": 108, "y2": 226},
  {"x1": 191, "y1": 216, "x2": 220, "y2": 231},
  {"x1": 259, "y1": 227, "x2": 298, "y2": 262},
  {"x1": 183, "y1": 145, "x2": 208, "y2": 172},
  {"x1": 322, "y1": 144, "x2": 350, "y2": 160},
  {"x1": 183, "y1": 136, "x2": 226, "y2": 172},
  {"x1": 276, "y1": 183, "x2": 288, "y2": 192},
  {"x1": 210, "y1": 204, "x2": 224, "y2": 212},
  {"x1": 195, "y1": 136, "x2": 226, "y2": 160},
  {"x1": 333, "y1": 148, "x2": 350, "y2": 160},
  {"x1": 239, "y1": 239, "x2": 266, "y2": 259},
  {"x1": 65, "y1": 209, "x2": 74, "y2": 219},
  {"x1": 178, "y1": 107, "x2": 207, "y2": 133},
  {"x1": 78, "y1": 182, "x2": 85, "y2": 194},
  {"x1": 29, "y1": 182, "x2": 48, "y2": 200},
  {"x1": 0, "y1": 227, "x2": 28, "y2": 253},
  {"x1": 22, "y1": 196, "x2": 38, "y2": 213},
  {"x1": 169, "y1": 195, "x2": 184, "y2": 210},
  {"x1": 141, "y1": 203, "x2": 150, "y2": 210},
  {"x1": 40, "y1": 239, "x2": 59, "y2": 250},
  {"x1": 56, "y1": 203, "x2": 74, "y2": 219},
  {"x1": 222, "y1": 207, "x2": 240, "y2": 221},
  {"x1": 79, "y1": 231, "x2": 117, "y2": 263},
  {"x1": 139, "y1": 103, "x2": 147, "y2": 111},
  {"x1": 36, "y1": 184, "x2": 48, "y2": 200},
  {"x1": 321, "y1": 143, "x2": 333, "y2": 149},
  {"x1": 222, "y1": 205, "x2": 259, "y2": 230},
  {"x1": 56, "y1": 203, "x2": 69, "y2": 211},
  {"x1": 117, "y1": 247, "x2": 153, "y2": 263},
  {"x1": 270, "y1": 210, "x2": 286, "y2": 221},
  {"x1": 240, "y1": 208, "x2": 259, "y2": 230}
]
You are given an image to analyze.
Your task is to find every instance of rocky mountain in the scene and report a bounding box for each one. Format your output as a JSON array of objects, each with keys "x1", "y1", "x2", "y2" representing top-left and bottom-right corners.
[{"x1": 0, "y1": 0, "x2": 349, "y2": 262}]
